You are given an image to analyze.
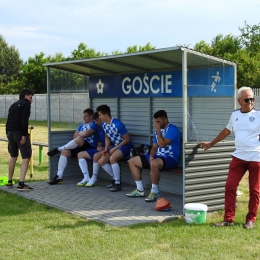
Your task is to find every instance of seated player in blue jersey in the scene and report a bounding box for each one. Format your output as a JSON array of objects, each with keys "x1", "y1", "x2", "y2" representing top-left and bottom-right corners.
[
  {"x1": 127, "y1": 110, "x2": 180, "y2": 202},
  {"x1": 47, "y1": 108, "x2": 99, "y2": 185},
  {"x1": 76, "y1": 112, "x2": 106, "y2": 187},
  {"x1": 96, "y1": 104, "x2": 134, "y2": 192}
]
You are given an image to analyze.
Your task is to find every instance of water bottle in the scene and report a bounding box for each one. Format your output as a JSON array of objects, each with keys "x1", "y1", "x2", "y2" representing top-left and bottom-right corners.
[
  {"x1": 143, "y1": 144, "x2": 149, "y2": 155},
  {"x1": 130, "y1": 148, "x2": 133, "y2": 157}
]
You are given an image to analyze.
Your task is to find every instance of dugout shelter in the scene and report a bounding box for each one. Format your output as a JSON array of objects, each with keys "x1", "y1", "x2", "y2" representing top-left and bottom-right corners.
[{"x1": 44, "y1": 46, "x2": 237, "y2": 215}]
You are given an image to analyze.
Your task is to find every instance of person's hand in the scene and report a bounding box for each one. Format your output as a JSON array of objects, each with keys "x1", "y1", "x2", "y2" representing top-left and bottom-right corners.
[
  {"x1": 97, "y1": 147, "x2": 104, "y2": 152},
  {"x1": 20, "y1": 136, "x2": 26, "y2": 144},
  {"x1": 154, "y1": 121, "x2": 160, "y2": 131},
  {"x1": 102, "y1": 149, "x2": 108, "y2": 156},
  {"x1": 199, "y1": 142, "x2": 213, "y2": 150}
]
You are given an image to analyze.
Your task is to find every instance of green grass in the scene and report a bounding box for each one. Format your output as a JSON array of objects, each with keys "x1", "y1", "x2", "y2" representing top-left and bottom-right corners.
[
  {"x1": 0, "y1": 118, "x2": 78, "y2": 182},
  {"x1": 0, "y1": 119, "x2": 260, "y2": 260}
]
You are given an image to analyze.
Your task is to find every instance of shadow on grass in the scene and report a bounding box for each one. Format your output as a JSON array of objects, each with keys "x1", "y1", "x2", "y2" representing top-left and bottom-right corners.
[
  {"x1": 46, "y1": 219, "x2": 105, "y2": 230},
  {"x1": 0, "y1": 190, "x2": 104, "y2": 229}
]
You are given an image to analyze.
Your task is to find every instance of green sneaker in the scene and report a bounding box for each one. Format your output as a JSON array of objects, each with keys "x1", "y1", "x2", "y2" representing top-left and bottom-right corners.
[
  {"x1": 77, "y1": 181, "x2": 88, "y2": 187},
  {"x1": 85, "y1": 182, "x2": 97, "y2": 188},
  {"x1": 126, "y1": 189, "x2": 144, "y2": 197},
  {"x1": 145, "y1": 192, "x2": 160, "y2": 202}
]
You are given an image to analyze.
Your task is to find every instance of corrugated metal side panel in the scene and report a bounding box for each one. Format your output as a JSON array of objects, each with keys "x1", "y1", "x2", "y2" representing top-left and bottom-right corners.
[
  {"x1": 119, "y1": 98, "x2": 151, "y2": 146},
  {"x1": 189, "y1": 97, "x2": 234, "y2": 142},
  {"x1": 184, "y1": 141, "x2": 235, "y2": 211},
  {"x1": 49, "y1": 131, "x2": 82, "y2": 180},
  {"x1": 92, "y1": 98, "x2": 118, "y2": 117}
]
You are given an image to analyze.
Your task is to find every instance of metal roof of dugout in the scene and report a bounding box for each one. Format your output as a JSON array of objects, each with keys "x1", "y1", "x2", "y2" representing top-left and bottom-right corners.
[
  {"x1": 44, "y1": 46, "x2": 237, "y2": 215},
  {"x1": 44, "y1": 46, "x2": 236, "y2": 76}
]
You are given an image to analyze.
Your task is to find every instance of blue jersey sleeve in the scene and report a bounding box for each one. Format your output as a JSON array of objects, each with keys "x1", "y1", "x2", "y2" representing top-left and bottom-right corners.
[
  {"x1": 90, "y1": 121, "x2": 99, "y2": 132},
  {"x1": 116, "y1": 120, "x2": 128, "y2": 136}
]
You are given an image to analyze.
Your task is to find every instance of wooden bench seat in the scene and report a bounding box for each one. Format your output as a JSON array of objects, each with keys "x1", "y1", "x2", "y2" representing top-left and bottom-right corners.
[{"x1": 32, "y1": 141, "x2": 48, "y2": 147}]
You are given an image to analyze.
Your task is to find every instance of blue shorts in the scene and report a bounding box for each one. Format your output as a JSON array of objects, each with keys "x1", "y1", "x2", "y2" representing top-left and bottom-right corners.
[
  {"x1": 86, "y1": 149, "x2": 100, "y2": 160},
  {"x1": 140, "y1": 154, "x2": 178, "y2": 171},
  {"x1": 108, "y1": 143, "x2": 134, "y2": 157}
]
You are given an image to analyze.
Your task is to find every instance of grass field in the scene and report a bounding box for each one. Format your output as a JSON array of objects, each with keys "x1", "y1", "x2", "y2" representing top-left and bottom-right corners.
[{"x1": 0, "y1": 119, "x2": 260, "y2": 260}]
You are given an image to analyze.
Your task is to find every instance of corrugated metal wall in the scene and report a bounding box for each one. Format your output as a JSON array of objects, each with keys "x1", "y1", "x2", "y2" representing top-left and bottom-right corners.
[
  {"x1": 189, "y1": 96, "x2": 234, "y2": 142},
  {"x1": 184, "y1": 141, "x2": 235, "y2": 212}
]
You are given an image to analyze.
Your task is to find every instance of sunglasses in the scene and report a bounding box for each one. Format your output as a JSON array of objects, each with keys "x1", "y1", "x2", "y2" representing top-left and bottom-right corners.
[{"x1": 244, "y1": 98, "x2": 255, "y2": 103}]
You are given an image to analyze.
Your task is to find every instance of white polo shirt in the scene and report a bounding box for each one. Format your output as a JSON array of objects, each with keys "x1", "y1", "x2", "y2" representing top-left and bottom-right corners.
[{"x1": 226, "y1": 108, "x2": 260, "y2": 162}]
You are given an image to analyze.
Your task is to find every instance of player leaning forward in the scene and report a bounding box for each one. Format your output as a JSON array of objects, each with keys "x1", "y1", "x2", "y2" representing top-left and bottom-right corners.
[{"x1": 127, "y1": 110, "x2": 180, "y2": 202}]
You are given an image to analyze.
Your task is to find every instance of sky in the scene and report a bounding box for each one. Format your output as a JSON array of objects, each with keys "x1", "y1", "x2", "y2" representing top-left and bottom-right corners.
[{"x1": 0, "y1": 0, "x2": 260, "y2": 61}]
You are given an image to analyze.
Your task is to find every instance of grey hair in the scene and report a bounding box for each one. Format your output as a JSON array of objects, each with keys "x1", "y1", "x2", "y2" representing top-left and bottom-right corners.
[{"x1": 237, "y1": 86, "x2": 254, "y2": 99}]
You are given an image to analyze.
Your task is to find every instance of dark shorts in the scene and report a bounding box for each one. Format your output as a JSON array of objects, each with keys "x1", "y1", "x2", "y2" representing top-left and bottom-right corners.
[
  {"x1": 7, "y1": 131, "x2": 32, "y2": 159},
  {"x1": 140, "y1": 154, "x2": 178, "y2": 171},
  {"x1": 70, "y1": 140, "x2": 95, "y2": 158}
]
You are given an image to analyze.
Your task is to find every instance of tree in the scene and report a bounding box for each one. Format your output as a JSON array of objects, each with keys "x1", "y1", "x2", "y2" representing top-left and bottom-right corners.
[
  {"x1": 0, "y1": 35, "x2": 23, "y2": 94},
  {"x1": 18, "y1": 52, "x2": 66, "y2": 94},
  {"x1": 194, "y1": 34, "x2": 241, "y2": 58},
  {"x1": 239, "y1": 21, "x2": 260, "y2": 55},
  {"x1": 210, "y1": 34, "x2": 241, "y2": 58},
  {"x1": 126, "y1": 42, "x2": 156, "y2": 53},
  {"x1": 69, "y1": 43, "x2": 107, "y2": 60},
  {"x1": 193, "y1": 40, "x2": 213, "y2": 55}
]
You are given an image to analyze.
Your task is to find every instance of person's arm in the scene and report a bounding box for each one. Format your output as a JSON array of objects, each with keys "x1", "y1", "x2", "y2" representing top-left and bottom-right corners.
[
  {"x1": 78, "y1": 128, "x2": 95, "y2": 138},
  {"x1": 21, "y1": 102, "x2": 30, "y2": 137},
  {"x1": 108, "y1": 133, "x2": 130, "y2": 155},
  {"x1": 20, "y1": 102, "x2": 31, "y2": 144},
  {"x1": 73, "y1": 130, "x2": 79, "y2": 138},
  {"x1": 200, "y1": 128, "x2": 231, "y2": 150},
  {"x1": 114, "y1": 133, "x2": 130, "y2": 149},
  {"x1": 149, "y1": 143, "x2": 158, "y2": 157},
  {"x1": 154, "y1": 121, "x2": 172, "y2": 147},
  {"x1": 96, "y1": 141, "x2": 104, "y2": 152},
  {"x1": 102, "y1": 135, "x2": 111, "y2": 155}
]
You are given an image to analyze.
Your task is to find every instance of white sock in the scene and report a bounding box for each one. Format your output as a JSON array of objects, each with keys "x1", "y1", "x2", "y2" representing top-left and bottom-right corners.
[
  {"x1": 78, "y1": 158, "x2": 90, "y2": 181},
  {"x1": 101, "y1": 163, "x2": 114, "y2": 178},
  {"x1": 93, "y1": 162, "x2": 100, "y2": 176},
  {"x1": 59, "y1": 140, "x2": 77, "y2": 151},
  {"x1": 57, "y1": 155, "x2": 67, "y2": 178},
  {"x1": 111, "y1": 163, "x2": 120, "y2": 184},
  {"x1": 87, "y1": 163, "x2": 100, "y2": 185},
  {"x1": 151, "y1": 184, "x2": 159, "y2": 194},
  {"x1": 135, "y1": 180, "x2": 144, "y2": 192}
]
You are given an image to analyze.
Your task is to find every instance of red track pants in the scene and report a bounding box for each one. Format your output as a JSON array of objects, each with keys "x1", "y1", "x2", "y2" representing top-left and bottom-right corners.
[{"x1": 224, "y1": 156, "x2": 260, "y2": 222}]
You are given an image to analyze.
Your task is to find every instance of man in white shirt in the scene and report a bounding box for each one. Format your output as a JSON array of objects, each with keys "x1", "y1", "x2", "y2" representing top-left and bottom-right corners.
[{"x1": 200, "y1": 86, "x2": 260, "y2": 229}]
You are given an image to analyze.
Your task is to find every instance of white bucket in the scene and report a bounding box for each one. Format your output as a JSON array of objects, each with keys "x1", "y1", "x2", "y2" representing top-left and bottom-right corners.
[{"x1": 184, "y1": 203, "x2": 208, "y2": 224}]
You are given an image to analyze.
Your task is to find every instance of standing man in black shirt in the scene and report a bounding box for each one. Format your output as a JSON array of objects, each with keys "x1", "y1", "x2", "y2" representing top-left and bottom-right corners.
[{"x1": 6, "y1": 88, "x2": 34, "y2": 190}]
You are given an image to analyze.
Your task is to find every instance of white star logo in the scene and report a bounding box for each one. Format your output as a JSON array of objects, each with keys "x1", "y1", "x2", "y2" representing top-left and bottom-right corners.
[{"x1": 96, "y1": 79, "x2": 104, "y2": 94}]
